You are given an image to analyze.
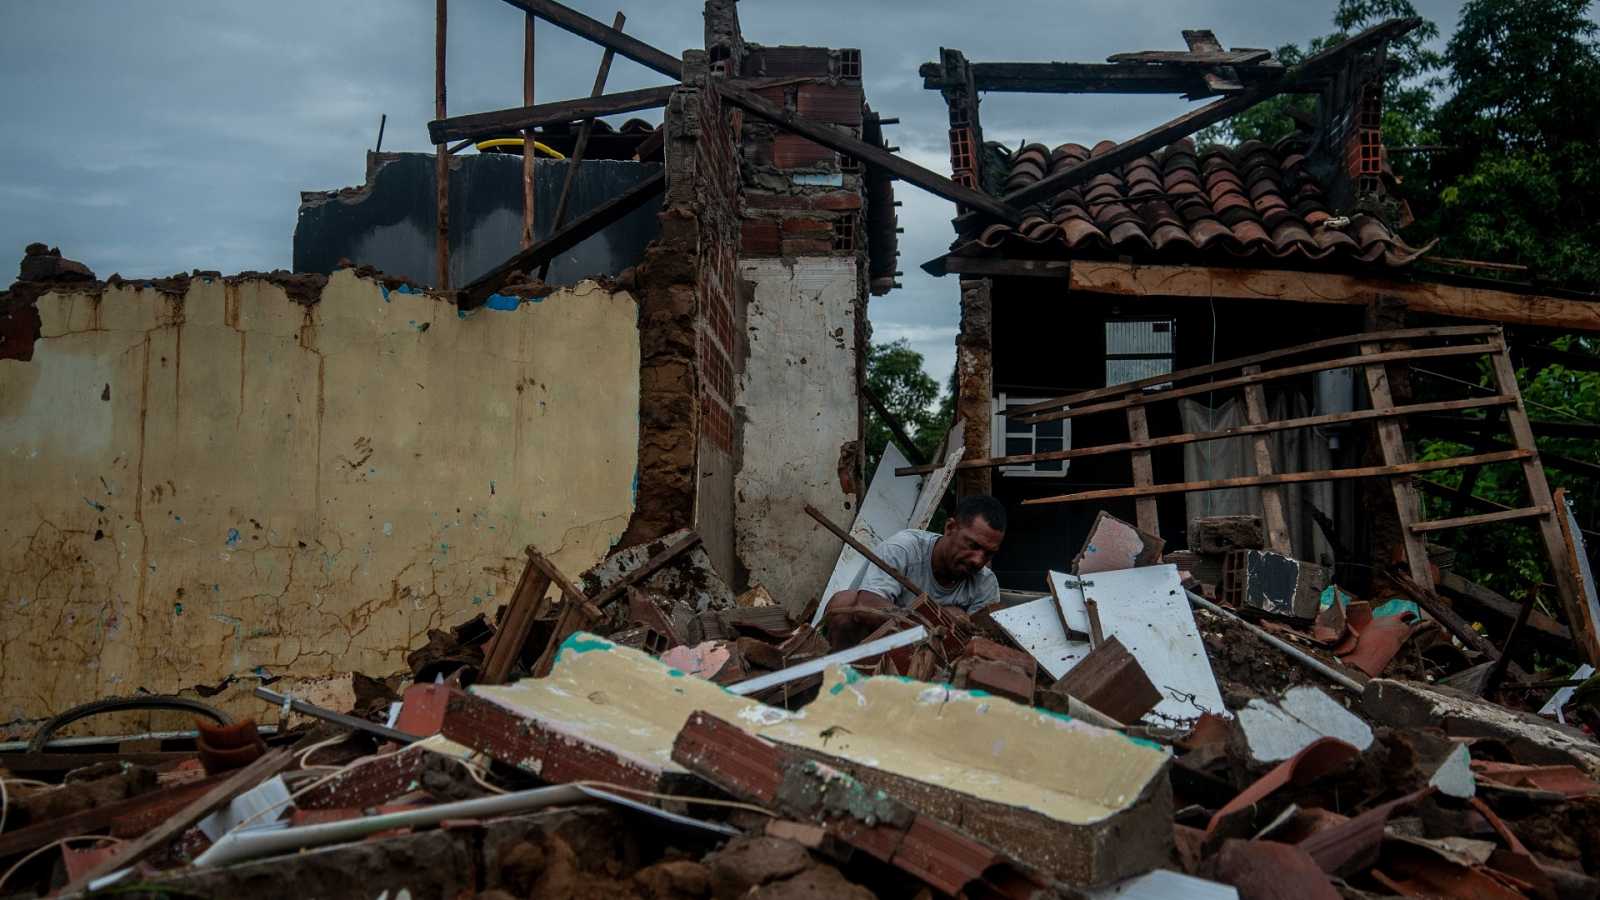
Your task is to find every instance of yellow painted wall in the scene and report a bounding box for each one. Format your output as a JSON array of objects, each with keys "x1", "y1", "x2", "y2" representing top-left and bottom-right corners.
[{"x1": 0, "y1": 272, "x2": 640, "y2": 731}]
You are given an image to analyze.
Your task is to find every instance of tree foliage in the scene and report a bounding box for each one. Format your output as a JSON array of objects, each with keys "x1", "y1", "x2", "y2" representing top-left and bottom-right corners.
[{"x1": 863, "y1": 340, "x2": 954, "y2": 475}]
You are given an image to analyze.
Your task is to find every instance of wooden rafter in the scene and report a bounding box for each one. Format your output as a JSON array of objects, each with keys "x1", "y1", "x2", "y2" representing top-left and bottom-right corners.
[
  {"x1": 494, "y1": 0, "x2": 682, "y2": 80},
  {"x1": 715, "y1": 81, "x2": 1025, "y2": 225},
  {"x1": 456, "y1": 169, "x2": 664, "y2": 310},
  {"x1": 919, "y1": 60, "x2": 1291, "y2": 96}
]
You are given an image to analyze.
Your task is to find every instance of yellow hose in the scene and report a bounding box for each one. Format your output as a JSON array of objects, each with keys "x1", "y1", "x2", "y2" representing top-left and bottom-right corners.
[{"x1": 473, "y1": 138, "x2": 566, "y2": 159}]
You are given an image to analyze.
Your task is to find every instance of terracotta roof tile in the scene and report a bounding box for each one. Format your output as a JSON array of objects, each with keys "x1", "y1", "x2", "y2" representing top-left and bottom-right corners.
[{"x1": 966, "y1": 136, "x2": 1426, "y2": 268}]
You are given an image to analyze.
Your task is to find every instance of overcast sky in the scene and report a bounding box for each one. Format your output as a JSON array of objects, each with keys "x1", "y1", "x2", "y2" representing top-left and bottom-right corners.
[{"x1": 3, "y1": 0, "x2": 1477, "y2": 385}]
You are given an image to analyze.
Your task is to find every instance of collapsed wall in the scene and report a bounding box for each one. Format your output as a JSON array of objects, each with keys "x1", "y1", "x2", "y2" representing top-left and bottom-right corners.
[{"x1": 0, "y1": 269, "x2": 640, "y2": 729}]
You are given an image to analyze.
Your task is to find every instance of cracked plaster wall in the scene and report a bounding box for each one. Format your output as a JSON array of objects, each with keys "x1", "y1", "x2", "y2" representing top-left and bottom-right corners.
[
  {"x1": 735, "y1": 257, "x2": 858, "y2": 612},
  {"x1": 0, "y1": 271, "x2": 639, "y2": 729}
]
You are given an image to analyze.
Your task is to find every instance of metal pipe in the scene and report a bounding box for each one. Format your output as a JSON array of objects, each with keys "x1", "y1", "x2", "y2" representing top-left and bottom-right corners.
[
  {"x1": 252, "y1": 687, "x2": 420, "y2": 745},
  {"x1": 194, "y1": 784, "x2": 588, "y2": 867},
  {"x1": 1185, "y1": 590, "x2": 1365, "y2": 693}
]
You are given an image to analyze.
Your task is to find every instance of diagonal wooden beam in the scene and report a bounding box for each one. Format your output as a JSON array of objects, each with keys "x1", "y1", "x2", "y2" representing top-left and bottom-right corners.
[
  {"x1": 456, "y1": 168, "x2": 664, "y2": 310},
  {"x1": 541, "y1": 10, "x2": 626, "y2": 281},
  {"x1": 987, "y1": 17, "x2": 1419, "y2": 214},
  {"x1": 429, "y1": 85, "x2": 675, "y2": 145},
  {"x1": 715, "y1": 81, "x2": 1023, "y2": 225},
  {"x1": 494, "y1": 0, "x2": 682, "y2": 80}
]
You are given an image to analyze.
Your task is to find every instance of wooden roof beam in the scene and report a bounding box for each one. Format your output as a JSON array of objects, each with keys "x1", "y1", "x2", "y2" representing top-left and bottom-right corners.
[
  {"x1": 715, "y1": 81, "x2": 1024, "y2": 225},
  {"x1": 494, "y1": 0, "x2": 683, "y2": 80},
  {"x1": 917, "y1": 60, "x2": 1293, "y2": 96},
  {"x1": 429, "y1": 85, "x2": 675, "y2": 145}
]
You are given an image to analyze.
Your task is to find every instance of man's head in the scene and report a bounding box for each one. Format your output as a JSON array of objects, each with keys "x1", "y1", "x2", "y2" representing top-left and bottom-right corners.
[{"x1": 935, "y1": 495, "x2": 1006, "y2": 580}]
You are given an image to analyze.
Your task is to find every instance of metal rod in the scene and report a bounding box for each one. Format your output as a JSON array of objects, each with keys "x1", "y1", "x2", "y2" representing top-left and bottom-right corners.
[
  {"x1": 521, "y1": 11, "x2": 536, "y2": 249},
  {"x1": 435, "y1": 0, "x2": 451, "y2": 289},
  {"x1": 253, "y1": 687, "x2": 421, "y2": 745},
  {"x1": 374, "y1": 113, "x2": 387, "y2": 152},
  {"x1": 1185, "y1": 590, "x2": 1365, "y2": 693}
]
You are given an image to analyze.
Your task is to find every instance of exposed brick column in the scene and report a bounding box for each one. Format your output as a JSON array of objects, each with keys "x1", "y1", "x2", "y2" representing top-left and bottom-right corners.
[{"x1": 956, "y1": 277, "x2": 993, "y2": 499}]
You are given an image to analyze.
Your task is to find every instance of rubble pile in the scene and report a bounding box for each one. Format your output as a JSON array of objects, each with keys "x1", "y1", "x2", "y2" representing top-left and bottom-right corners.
[{"x1": 3, "y1": 507, "x2": 1598, "y2": 900}]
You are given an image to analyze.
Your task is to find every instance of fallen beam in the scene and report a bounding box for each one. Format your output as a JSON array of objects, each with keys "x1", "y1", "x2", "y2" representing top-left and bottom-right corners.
[
  {"x1": 428, "y1": 84, "x2": 675, "y2": 145},
  {"x1": 715, "y1": 81, "x2": 1024, "y2": 225},
  {"x1": 493, "y1": 0, "x2": 682, "y2": 80},
  {"x1": 919, "y1": 60, "x2": 1290, "y2": 95},
  {"x1": 725, "y1": 625, "x2": 928, "y2": 696},
  {"x1": 457, "y1": 168, "x2": 664, "y2": 310}
]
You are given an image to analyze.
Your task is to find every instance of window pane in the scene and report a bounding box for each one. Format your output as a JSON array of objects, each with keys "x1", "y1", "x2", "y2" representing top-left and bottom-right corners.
[
  {"x1": 1006, "y1": 437, "x2": 1032, "y2": 456},
  {"x1": 1036, "y1": 437, "x2": 1063, "y2": 453},
  {"x1": 1035, "y1": 459, "x2": 1064, "y2": 471},
  {"x1": 1036, "y1": 419, "x2": 1064, "y2": 438}
]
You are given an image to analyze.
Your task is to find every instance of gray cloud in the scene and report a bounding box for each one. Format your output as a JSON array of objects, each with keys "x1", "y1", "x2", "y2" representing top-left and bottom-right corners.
[{"x1": 3, "y1": 0, "x2": 1478, "y2": 382}]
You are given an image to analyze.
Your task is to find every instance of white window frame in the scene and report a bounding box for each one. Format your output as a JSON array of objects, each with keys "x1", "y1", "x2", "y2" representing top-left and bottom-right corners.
[{"x1": 992, "y1": 393, "x2": 1071, "y2": 479}]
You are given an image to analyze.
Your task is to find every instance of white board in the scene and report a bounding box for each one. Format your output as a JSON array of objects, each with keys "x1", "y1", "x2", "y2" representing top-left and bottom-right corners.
[
  {"x1": 909, "y1": 419, "x2": 964, "y2": 531},
  {"x1": 989, "y1": 594, "x2": 1093, "y2": 680},
  {"x1": 1051, "y1": 565, "x2": 1227, "y2": 724},
  {"x1": 811, "y1": 443, "x2": 922, "y2": 625},
  {"x1": 1046, "y1": 569, "x2": 1094, "y2": 636}
]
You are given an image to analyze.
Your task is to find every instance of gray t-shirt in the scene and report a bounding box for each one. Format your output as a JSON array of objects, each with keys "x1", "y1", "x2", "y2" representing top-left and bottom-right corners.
[{"x1": 859, "y1": 529, "x2": 999, "y2": 613}]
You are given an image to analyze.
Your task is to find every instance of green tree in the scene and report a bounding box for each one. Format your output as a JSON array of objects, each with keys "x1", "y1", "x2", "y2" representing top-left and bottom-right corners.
[{"x1": 863, "y1": 340, "x2": 953, "y2": 474}]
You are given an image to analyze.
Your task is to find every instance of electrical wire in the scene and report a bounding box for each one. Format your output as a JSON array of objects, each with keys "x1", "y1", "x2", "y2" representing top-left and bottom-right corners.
[
  {"x1": 294, "y1": 733, "x2": 350, "y2": 771},
  {"x1": 230, "y1": 745, "x2": 416, "y2": 832},
  {"x1": 1413, "y1": 366, "x2": 1595, "y2": 423},
  {"x1": 0, "y1": 835, "x2": 125, "y2": 895}
]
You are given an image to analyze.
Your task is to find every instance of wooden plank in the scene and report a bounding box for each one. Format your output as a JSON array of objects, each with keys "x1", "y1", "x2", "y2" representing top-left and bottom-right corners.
[
  {"x1": 61, "y1": 747, "x2": 293, "y2": 894},
  {"x1": 1552, "y1": 487, "x2": 1600, "y2": 665},
  {"x1": 897, "y1": 395, "x2": 1514, "y2": 476},
  {"x1": 1359, "y1": 341, "x2": 1434, "y2": 590},
  {"x1": 1014, "y1": 325, "x2": 1500, "y2": 417},
  {"x1": 0, "y1": 773, "x2": 227, "y2": 860},
  {"x1": 988, "y1": 18, "x2": 1418, "y2": 212},
  {"x1": 1439, "y1": 571, "x2": 1571, "y2": 642},
  {"x1": 715, "y1": 81, "x2": 1024, "y2": 225},
  {"x1": 1107, "y1": 49, "x2": 1274, "y2": 66},
  {"x1": 1019, "y1": 342, "x2": 1497, "y2": 425},
  {"x1": 587, "y1": 531, "x2": 703, "y2": 608},
  {"x1": 1065, "y1": 261, "x2": 1600, "y2": 334},
  {"x1": 429, "y1": 85, "x2": 675, "y2": 145},
  {"x1": 1488, "y1": 350, "x2": 1593, "y2": 664},
  {"x1": 1409, "y1": 505, "x2": 1553, "y2": 534},
  {"x1": 457, "y1": 168, "x2": 664, "y2": 309},
  {"x1": 1241, "y1": 365, "x2": 1291, "y2": 553},
  {"x1": 933, "y1": 61, "x2": 1265, "y2": 95},
  {"x1": 804, "y1": 503, "x2": 923, "y2": 598},
  {"x1": 480, "y1": 554, "x2": 553, "y2": 685},
  {"x1": 1020, "y1": 450, "x2": 1535, "y2": 506},
  {"x1": 1124, "y1": 405, "x2": 1160, "y2": 535},
  {"x1": 935, "y1": 256, "x2": 1072, "y2": 278},
  {"x1": 1387, "y1": 571, "x2": 1506, "y2": 664},
  {"x1": 494, "y1": 0, "x2": 683, "y2": 80}
]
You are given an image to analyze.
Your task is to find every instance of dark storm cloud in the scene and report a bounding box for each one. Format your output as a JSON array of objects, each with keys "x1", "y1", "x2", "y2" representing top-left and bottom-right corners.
[{"x1": 2, "y1": 0, "x2": 1473, "y2": 382}]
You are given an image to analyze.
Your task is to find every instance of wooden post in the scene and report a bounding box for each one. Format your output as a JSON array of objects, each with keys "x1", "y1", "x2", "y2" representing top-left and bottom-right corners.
[
  {"x1": 1241, "y1": 365, "x2": 1291, "y2": 553},
  {"x1": 521, "y1": 11, "x2": 536, "y2": 249},
  {"x1": 435, "y1": 0, "x2": 450, "y2": 289},
  {"x1": 1124, "y1": 405, "x2": 1159, "y2": 536},
  {"x1": 1359, "y1": 341, "x2": 1433, "y2": 589}
]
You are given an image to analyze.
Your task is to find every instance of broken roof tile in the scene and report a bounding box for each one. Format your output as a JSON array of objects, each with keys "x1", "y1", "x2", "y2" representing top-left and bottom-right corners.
[{"x1": 965, "y1": 136, "x2": 1425, "y2": 268}]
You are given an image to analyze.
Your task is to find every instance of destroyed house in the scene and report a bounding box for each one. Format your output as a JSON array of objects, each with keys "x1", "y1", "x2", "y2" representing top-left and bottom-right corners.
[
  {"x1": 917, "y1": 21, "x2": 1600, "y2": 635},
  {"x1": 0, "y1": 2, "x2": 902, "y2": 731}
]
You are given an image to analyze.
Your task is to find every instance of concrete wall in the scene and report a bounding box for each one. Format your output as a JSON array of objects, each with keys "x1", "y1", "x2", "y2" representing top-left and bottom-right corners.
[
  {"x1": 0, "y1": 271, "x2": 640, "y2": 726},
  {"x1": 735, "y1": 257, "x2": 859, "y2": 611}
]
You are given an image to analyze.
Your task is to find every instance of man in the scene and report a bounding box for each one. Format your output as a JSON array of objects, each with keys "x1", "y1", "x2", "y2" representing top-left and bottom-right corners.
[{"x1": 823, "y1": 494, "x2": 1006, "y2": 649}]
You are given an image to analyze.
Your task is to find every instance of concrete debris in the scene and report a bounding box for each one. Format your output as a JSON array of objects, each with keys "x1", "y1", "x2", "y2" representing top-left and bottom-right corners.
[
  {"x1": 1191, "y1": 516, "x2": 1266, "y2": 555},
  {"x1": 1237, "y1": 686, "x2": 1374, "y2": 765},
  {"x1": 1074, "y1": 510, "x2": 1165, "y2": 575}
]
